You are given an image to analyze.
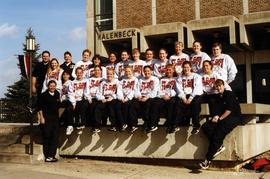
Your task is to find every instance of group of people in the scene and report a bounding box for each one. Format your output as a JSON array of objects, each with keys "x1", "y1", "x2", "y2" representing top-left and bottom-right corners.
[{"x1": 33, "y1": 41, "x2": 241, "y2": 169}]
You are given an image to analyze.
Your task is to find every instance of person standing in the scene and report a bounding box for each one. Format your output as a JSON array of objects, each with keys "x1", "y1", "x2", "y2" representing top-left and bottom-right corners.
[
  {"x1": 129, "y1": 48, "x2": 146, "y2": 78},
  {"x1": 169, "y1": 41, "x2": 190, "y2": 76},
  {"x1": 60, "y1": 51, "x2": 75, "y2": 80},
  {"x1": 199, "y1": 79, "x2": 241, "y2": 169},
  {"x1": 32, "y1": 50, "x2": 51, "y2": 98},
  {"x1": 71, "y1": 49, "x2": 92, "y2": 79},
  {"x1": 144, "y1": 48, "x2": 158, "y2": 70},
  {"x1": 41, "y1": 58, "x2": 63, "y2": 93},
  {"x1": 153, "y1": 48, "x2": 169, "y2": 79},
  {"x1": 190, "y1": 41, "x2": 211, "y2": 73},
  {"x1": 211, "y1": 43, "x2": 238, "y2": 84},
  {"x1": 115, "y1": 50, "x2": 131, "y2": 80},
  {"x1": 38, "y1": 80, "x2": 60, "y2": 162}
]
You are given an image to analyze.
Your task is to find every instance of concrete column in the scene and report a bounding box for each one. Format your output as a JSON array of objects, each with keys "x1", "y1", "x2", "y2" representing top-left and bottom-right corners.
[
  {"x1": 152, "y1": 0, "x2": 157, "y2": 25},
  {"x1": 246, "y1": 52, "x2": 253, "y2": 103},
  {"x1": 195, "y1": 0, "x2": 200, "y2": 20},
  {"x1": 132, "y1": 36, "x2": 138, "y2": 49},
  {"x1": 86, "y1": 0, "x2": 95, "y2": 55},
  {"x1": 243, "y1": 0, "x2": 249, "y2": 14},
  {"x1": 113, "y1": 0, "x2": 117, "y2": 30}
]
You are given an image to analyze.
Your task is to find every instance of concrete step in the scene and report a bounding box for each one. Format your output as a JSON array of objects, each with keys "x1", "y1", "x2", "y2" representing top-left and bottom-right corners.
[
  {"x1": 0, "y1": 144, "x2": 41, "y2": 154},
  {"x1": 0, "y1": 152, "x2": 32, "y2": 164}
]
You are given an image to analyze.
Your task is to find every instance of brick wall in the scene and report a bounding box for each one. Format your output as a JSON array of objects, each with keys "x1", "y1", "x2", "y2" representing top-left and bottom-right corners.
[
  {"x1": 156, "y1": 0, "x2": 195, "y2": 24},
  {"x1": 200, "y1": 0, "x2": 243, "y2": 18},
  {"x1": 249, "y1": 0, "x2": 270, "y2": 13},
  {"x1": 116, "y1": 0, "x2": 152, "y2": 29}
]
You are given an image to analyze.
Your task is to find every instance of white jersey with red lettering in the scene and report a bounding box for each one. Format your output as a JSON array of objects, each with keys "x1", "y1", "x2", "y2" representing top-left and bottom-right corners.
[
  {"x1": 71, "y1": 60, "x2": 92, "y2": 79},
  {"x1": 138, "y1": 76, "x2": 159, "y2": 98},
  {"x1": 60, "y1": 80, "x2": 72, "y2": 102},
  {"x1": 145, "y1": 58, "x2": 158, "y2": 70},
  {"x1": 129, "y1": 59, "x2": 147, "y2": 78},
  {"x1": 153, "y1": 59, "x2": 168, "y2": 79},
  {"x1": 115, "y1": 60, "x2": 131, "y2": 79},
  {"x1": 169, "y1": 53, "x2": 190, "y2": 75},
  {"x1": 117, "y1": 76, "x2": 139, "y2": 100},
  {"x1": 105, "y1": 63, "x2": 118, "y2": 78},
  {"x1": 176, "y1": 72, "x2": 203, "y2": 100},
  {"x1": 211, "y1": 53, "x2": 237, "y2": 84},
  {"x1": 158, "y1": 77, "x2": 177, "y2": 98},
  {"x1": 42, "y1": 69, "x2": 64, "y2": 93},
  {"x1": 85, "y1": 77, "x2": 103, "y2": 100},
  {"x1": 96, "y1": 79, "x2": 119, "y2": 101},
  {"x1": 86, "y1": 66, "x2": 107, "y2": 79},
  {"x1": 190, "y1": 52, "x2": 211, "y2": 73},
  {"x1": 68, "y1": 78, "x2": 87, "y2": 106},
  {"x1": 200, "y1": 71, "x2": 232, "y2": 94}
]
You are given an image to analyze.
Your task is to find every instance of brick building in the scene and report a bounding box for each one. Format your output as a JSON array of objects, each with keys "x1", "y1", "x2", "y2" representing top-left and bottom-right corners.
[{"x1": 86, "y1": 0, "x2": 270, "y2": 104}]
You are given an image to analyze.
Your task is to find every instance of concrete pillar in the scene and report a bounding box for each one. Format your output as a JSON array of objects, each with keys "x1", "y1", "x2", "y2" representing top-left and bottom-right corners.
[
  {"x1": 113, "y1": 0, "x2": 117, "y2": 30},
  {"x1": 243, "y1": 0, "x2": 249, "y2": 14},
  {"x1": 86, "y1": 0, "x2": 95, "y2": 54},
  {"x1": 195, "y1": 0, "x2": 200, "y2": 20},
  {"x1": 152, "y1": 0, "x2": 157, "y2": 25},
  {"x1": 246, "y1": 52, "x2": 253, "y2": 103}
]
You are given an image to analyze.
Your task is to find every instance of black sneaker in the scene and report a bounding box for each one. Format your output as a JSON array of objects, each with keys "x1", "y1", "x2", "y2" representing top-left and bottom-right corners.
[
  {"x1": 199, "y1": 159, "x2": 211, "y2": 169},
  {"x1": 51, "y1": 157, "x2": 58, "y2": 162},
  {"x1": 149, "y1": 126, "x2": 158, "y2": 132},
  {"x1": 191, "y1": 127, "x2": 200, "y2": 135},
  {"x1": 213, "y1": 145, "x2": 226, "y2": 158},
  {"x1": 130, "y1": 126, "x2": 138, "y2": 133},
  {"x1": 108, "y1": 126, "x2": 117, "y2": 132},
  {"x1": 168, "y1": 126, "x2": 180, "y2": 134}
]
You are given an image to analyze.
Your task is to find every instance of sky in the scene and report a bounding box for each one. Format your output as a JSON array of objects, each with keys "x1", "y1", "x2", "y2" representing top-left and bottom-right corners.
[{"x1": 0, "y1": 0, "x2": 86, "y2": 98}]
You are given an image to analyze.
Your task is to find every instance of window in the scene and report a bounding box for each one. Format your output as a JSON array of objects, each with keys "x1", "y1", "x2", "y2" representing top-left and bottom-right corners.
[{"x1": 95, "y1": 0, "x2": 113, "y2": 31}]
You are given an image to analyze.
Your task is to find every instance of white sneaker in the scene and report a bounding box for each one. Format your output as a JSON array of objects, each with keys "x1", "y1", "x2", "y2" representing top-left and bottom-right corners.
[
  {"x1": 213, "y1": 145, "x2": 226, "y2": 158},
  {"x1": 66, "y1": 126, "x2": 74, "y2": 135}
]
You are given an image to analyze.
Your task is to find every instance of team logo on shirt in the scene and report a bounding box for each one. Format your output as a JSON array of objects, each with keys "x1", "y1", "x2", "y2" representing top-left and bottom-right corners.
[
  {"x1": 182, "y1": 79, "x2": 194, "y2": 88},
  {"x1": 89, "y1": 79, "x2": 101, "y2": 88},
  {"x1": 190, "y1": 56, "x2": 202, "y2": 71},
  {"x1": 48, "y1": 71, "x2": 60, "y2": 80},
  {"x1": 158, "y1": 65, "x2": 167, "y2": 75},
  {"x1": 141, "y1": 81, "x2": 154, "y2": 91},
  {"x1": 211, "y1": 58, "x2": 224, "y2": 68},
  {"x1": 73, "y1": 82, "x2": 86, "y2": 91},
  {"x1": 133, "y1": 65, "x2": 143, "y2": 75},
  {"x1": 123, "y1": 80, "x2": 135, "y2": 89},
  {"x1": 171, "y1": 58, "x2": 186, "y2": 66},
  {"x1": 161, "y1": 80, "x2": 176, "y2": 90},
  {"x1": 103, "y1": 83, "x2": 117, "y2": 97},
  {"x1": 202, "y1": 77, "x2": 216, "y2": 86},
  {"x1": 80, "y1": 64, "x2": 89, "y2": 71}
]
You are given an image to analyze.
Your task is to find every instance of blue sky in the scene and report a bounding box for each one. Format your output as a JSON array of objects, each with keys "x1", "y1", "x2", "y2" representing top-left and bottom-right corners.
[{"x1": 0, "y1": 0, "x2": 86, "y2": 98}]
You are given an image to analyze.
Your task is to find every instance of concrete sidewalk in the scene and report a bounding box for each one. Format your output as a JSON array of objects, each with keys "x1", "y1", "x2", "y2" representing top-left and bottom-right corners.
[{"x1": 0, "y1": 158, "x2": 266, "y2": 179}]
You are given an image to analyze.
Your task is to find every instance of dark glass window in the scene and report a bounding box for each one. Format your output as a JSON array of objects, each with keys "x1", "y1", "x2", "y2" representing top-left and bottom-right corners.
[{"x1": 95, "y1": 0, "x2": 113, "y2": 31}]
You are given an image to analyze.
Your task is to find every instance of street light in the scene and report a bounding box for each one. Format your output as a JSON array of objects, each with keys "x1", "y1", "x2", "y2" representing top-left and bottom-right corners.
[{"x1": 26, "y1": 37, "x2": 35, "y2": 155}]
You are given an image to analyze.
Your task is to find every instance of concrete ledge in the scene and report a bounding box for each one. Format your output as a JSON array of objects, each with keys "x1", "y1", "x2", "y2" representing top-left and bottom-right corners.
[{"x1": 59, "y1": 123, "x2": 270, "y2": 162}]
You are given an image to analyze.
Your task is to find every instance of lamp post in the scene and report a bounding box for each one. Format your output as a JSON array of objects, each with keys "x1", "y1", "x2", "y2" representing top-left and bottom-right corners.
[{"x1": 26, "y1": 37, "x2": 35, "y2": 155}]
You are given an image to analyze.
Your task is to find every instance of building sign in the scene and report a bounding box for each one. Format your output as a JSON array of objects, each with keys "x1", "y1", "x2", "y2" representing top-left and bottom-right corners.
[{"x1": 98, "y1": 29, "x2": 137, "y2": 41}]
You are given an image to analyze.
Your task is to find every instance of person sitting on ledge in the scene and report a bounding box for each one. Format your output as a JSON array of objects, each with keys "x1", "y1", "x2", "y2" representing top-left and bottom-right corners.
[{"x1": 199, "y1": 79, "x2": 241, "y2": 169}]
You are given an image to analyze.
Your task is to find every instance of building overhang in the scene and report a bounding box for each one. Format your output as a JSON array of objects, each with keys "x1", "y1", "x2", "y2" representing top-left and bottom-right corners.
[
  {"x1": 240, "y1": 11, "x2": 270, "y2": 50},
  {"x1": 187, "y1": 15, "x2": 241, "y2": 52}
]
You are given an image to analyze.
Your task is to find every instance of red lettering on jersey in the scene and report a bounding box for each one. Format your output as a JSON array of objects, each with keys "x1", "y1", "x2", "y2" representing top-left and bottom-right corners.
[
  {"x1": 74, "y1": 82, "x2": 86, "y2": 91},
  {"x1": 103, "y1": 83, "x2": 117, "y2": 97},
  {"x1": 141, "y1": 80, "x2": 154, "y2": 91},
  {"x1": 191, "y1": 56, "x2": 202, "y2": 67},
  {"x1": 211, "y1": 58, "x2": 224, "y2": 68},
  {"x1": 133, "y1": 65, "x2": 143, "y2": 74},
  {"x1": 202, "y1": 77, "x2": 216, "y2": 86},
  {"x1": 80, "y1": 64, "x2": 89, "y2": 71},
  {"x1": 182, "y1": 79, "x2": 194, "y2": 88},
  {"x1": 123, "y1": 80, "x2": 135, "y2": 90},
  {"x1": 48, "y1": 71, "x2": 60, "y2": 80},
  {"x1": 158, "y1": 64, "x2": 167, "y2": 75},
  {"x1": 89, "y1": 79, "x2": 101, "y2": 88},
  {"x1": 161, "y1": 80, "x2": 176, "y2": 90}
]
